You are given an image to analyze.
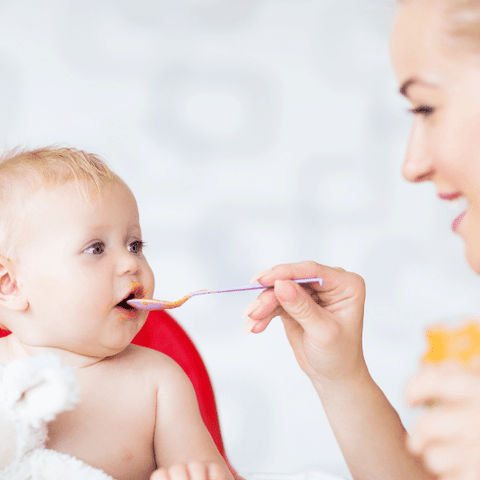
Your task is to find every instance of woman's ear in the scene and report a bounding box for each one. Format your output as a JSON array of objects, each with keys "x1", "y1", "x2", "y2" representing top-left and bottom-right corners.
[{"x1": 0, "y1": 256, "x2": 28, "y2": 311}]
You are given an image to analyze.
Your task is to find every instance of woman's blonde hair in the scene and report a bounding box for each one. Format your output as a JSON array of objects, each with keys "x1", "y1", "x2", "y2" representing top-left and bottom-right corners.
[
  {"x1": 0, "y1": 146, "x2": 118, "y2": 259},
  {"x1": 444, "y1": 0, "x2": 480, "y2": 48},
  {"x1": 396, "y1": 0, "x2": 480, "y2": 49}
]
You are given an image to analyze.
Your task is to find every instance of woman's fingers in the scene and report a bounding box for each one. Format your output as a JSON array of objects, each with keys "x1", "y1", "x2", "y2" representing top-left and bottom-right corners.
[
  {"x1": 250, "y1": 268, "x2": 274, "y2": 284},
  {"x1": 275, "y1": 280, "x2": 321, "y2": 322},
  {"x1": 244, "y1": 261, "x2": 364, "y2": 335},
  {"x1": 251, "y1": 261, "x2": 327, "y2": 290},
  {"x1": 243, "y1": 279, "x2": 328, "y2": 335},
  {"x1": 405, "y1": 363, "x2": 480, "y2": 408},
  {"x1": 408, "y1": 408, "x2": 468, "y2": 454},
  {"x1": 242, "y1": 288, "x2": 281, "y2": 333},
  {"x1": 405, "y1": 364, "x2": 480, "y2": 479},
  {"x1": 243, "y1": 262, "x2": 329, "y2": 333},
  {"x1": 420, "y1": 442, "x2": 463, "y2": 476},
  {"x1": 244, "y1": 307, "x2": 284, "y2": 333}
]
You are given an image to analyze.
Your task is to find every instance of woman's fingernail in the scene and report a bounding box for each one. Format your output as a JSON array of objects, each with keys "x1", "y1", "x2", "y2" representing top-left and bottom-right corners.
[
  {"x1": 241, "y1": 300, "x2": 260, "y2": 318},
  {"x1": 275, "y1": 280, "x2": 298, "y2": 303},
  {"x1": 250, "y1": 269, "x2": 271, "y2": 284},
  {"x1": 244, "y1": 317, "x2": 257, "y2": 334}
]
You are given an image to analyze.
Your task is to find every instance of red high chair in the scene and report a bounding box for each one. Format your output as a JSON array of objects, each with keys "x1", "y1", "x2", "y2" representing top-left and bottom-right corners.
[{"x1": 0, "y1": 310, "x2": 240, "y2": 479}]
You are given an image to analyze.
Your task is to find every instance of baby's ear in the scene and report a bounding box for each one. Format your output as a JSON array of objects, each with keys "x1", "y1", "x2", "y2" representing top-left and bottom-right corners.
[{"x1": 0, "y1": 256, "x2": 28, "y2": 311}]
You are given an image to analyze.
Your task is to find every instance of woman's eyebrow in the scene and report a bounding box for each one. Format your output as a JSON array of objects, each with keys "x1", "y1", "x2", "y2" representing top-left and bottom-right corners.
[
  {"x1": 399, "y1": 77, "x2": 438, "y2": 97},
  {"x1": 399, "y1": 78, "x2": 416, "y2": 96}
]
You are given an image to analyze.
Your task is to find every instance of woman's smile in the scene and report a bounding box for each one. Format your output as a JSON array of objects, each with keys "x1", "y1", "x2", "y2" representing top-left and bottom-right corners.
[
  {"x1": 391, "y1": 0, "x2": 480, "y2": 271},
  {"x1": 438, "y1": 192, "x2": 469, "y2": 232}
]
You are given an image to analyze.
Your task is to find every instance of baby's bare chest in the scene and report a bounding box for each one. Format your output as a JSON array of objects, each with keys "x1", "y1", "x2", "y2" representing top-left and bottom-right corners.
[{"x1": 46, "y1": 367, "x2": 157, "y2": 480}]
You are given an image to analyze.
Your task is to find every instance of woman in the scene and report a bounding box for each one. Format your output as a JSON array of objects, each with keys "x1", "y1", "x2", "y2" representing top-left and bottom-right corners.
[{"x1": 243, "y1": 1, "x2": 480, "y2": 479}]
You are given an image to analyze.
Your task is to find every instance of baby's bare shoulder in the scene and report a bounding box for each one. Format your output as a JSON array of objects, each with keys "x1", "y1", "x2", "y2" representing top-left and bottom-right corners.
[
  {"x1": 122, "y1": 346, "x2": 200, "y2": 416},
  {"x1": 115, "y1": 344, "x2": 187, "y2": 381}
]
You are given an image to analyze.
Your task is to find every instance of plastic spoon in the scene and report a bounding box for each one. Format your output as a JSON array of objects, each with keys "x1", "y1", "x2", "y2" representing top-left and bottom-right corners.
[{"x1": 127, "y1": 277, "x2": 323, "y2": 311}]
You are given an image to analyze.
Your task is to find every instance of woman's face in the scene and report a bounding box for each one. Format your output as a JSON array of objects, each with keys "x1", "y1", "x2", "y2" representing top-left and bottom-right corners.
[{"x1": 391, "y1": 0, "x2": 480, "y2": 273}]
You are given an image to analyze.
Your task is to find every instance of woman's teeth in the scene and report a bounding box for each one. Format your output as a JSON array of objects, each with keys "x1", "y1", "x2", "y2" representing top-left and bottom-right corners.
[
  {"x1": 448, "y1": 196, "x2": 469, "y2": 232},
  {"x1": 447, "y1": 196, "x2": 468, "y2": 212}
]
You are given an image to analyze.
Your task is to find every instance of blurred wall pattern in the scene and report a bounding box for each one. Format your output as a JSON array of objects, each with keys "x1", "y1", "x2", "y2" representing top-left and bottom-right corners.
[{"x1": 2, "y1": 1, "x2": 480, "y2": 478}]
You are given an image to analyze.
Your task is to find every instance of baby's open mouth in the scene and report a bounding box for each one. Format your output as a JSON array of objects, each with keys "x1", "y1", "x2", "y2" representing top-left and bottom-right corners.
[
  {"x1": 114, "y1": 283, "x2": 145, "y2": 316},
  {"x1": 116, "y1": 292, "x2": 138, "y2": 311}
]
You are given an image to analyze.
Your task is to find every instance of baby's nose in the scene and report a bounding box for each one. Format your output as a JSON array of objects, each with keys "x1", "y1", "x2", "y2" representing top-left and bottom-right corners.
[{"x1": 116, "y1": 252, "x2": 141, "y2": 276}]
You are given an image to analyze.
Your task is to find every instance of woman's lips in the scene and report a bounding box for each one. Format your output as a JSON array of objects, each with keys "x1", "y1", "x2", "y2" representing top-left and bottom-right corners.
[
  {"x1": 437, "y1": 192, "x2": 467, "y2": 232},
  {"x1": 452, "y1": 211, "x2": 467, "y2": 232},
  {"x1": 438, "y1": 192, "x2": 462, "y2": 201}
]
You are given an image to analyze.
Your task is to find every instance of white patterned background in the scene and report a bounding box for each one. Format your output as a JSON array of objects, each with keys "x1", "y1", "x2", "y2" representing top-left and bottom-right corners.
[{"x1": 2, "y1": 1, "x2": 480, "y2": 478}]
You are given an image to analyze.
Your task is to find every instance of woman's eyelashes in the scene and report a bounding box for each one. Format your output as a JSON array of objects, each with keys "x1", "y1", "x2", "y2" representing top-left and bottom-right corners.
[
  {"x1": 407, "y1": 105, "x2": 435, "y2": 116},
  {"x1": 83, "y1": 240, "x2": 145, "y2": 255}
]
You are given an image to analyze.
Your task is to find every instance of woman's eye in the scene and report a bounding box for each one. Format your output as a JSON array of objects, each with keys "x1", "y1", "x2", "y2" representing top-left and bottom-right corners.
[
  {"x1": 407, "y1": 105, "x2": 435, "y2": 116},
  {"x1": 84, "y1": 242, "x2": 105, "y2": 255},
  {"x1": 128, "y1": 240, "x2": 145, "y2": 254}
]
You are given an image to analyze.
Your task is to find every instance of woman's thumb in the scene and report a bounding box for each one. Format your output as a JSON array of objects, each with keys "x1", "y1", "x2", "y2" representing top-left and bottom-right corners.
[{"x1": 274, "y1": 279, "x2": 322, "y2": 329}]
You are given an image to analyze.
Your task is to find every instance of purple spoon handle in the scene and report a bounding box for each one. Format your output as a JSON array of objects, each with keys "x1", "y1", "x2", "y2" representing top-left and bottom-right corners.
[
  {"x1": 127, "y1": 277, "x2": 323, "y2": 311},
  {"x1": 189, "y1": 277, "x2": 323, "y2": 296}
]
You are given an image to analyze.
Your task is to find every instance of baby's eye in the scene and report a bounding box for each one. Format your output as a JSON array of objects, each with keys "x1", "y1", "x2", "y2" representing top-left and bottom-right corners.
[
  {"x1": 128, "y1": 240, "x2": 145, "y2": 254},
  {"x1": 84, "y1": 242, "x2": 105, "y2": 255},
  {"x1": 407, "y1": 105, "x2": 435, "y2": 116}
]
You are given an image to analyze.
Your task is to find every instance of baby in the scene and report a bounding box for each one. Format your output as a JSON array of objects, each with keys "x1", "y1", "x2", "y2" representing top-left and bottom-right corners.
[{"x1": 0, "y1": 147, "x2": 233, "y2": 480}]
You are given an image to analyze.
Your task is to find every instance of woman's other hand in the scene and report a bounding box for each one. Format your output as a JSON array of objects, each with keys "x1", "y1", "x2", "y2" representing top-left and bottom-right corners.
[{"x1": 405, "y1": 363, "x2": 480, "y2": 480}]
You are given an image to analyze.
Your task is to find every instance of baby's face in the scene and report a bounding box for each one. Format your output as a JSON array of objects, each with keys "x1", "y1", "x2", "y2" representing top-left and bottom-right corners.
[{"x1": 12, "y1": 179, "x2": 155, "y2": 358}]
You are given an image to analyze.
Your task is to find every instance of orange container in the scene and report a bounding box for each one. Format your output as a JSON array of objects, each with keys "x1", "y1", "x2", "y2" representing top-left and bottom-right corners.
[{"x1": 423, "y1": 319, "x2": 480, "y2": 370}]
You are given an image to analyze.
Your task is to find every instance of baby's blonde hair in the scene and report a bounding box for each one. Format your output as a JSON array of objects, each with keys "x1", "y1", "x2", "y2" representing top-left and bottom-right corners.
[{"x1": 0, "y1": 146, "x2": 118, "y2": 259}]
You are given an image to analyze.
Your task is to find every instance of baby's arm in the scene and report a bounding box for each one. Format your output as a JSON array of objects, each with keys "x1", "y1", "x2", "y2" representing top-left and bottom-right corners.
[{"x1": 151, "y1": 358, "x2": 233, "y2": 480}]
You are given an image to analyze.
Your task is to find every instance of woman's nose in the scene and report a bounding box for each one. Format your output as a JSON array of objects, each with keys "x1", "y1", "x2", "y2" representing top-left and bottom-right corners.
[{"x1": 402, "y1": 119, "x2": 434, "y2": 183}]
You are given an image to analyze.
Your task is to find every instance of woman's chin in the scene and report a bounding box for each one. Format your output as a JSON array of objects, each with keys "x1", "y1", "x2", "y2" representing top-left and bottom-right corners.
[{"x1": 464, "y1": 243, "x2": 480, "y2": 274}]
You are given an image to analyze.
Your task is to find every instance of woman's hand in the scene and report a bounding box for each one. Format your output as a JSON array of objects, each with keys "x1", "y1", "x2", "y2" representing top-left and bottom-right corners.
[
  {"x1": 405, "y1": 363, "x2": 480, "y2": 480},
  {"x1": 150, "y1": 462, "x2": 233, "y2": 480},
  {"x1": 243, "y1": 261, "x2": 367, "y2": 384}
]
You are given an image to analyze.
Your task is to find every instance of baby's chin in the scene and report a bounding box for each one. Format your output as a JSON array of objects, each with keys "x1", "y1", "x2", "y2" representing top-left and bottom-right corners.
[
  {"x1": 47, "y1": 336, "x2": 135, "y2": 361},
  {"x1": 58, "y1": 344, "x2": 130, "y2": 366}
]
